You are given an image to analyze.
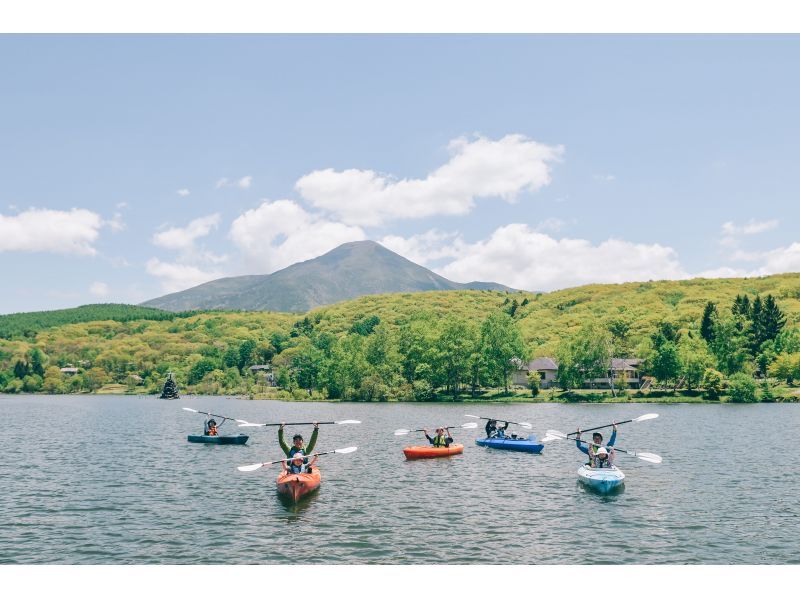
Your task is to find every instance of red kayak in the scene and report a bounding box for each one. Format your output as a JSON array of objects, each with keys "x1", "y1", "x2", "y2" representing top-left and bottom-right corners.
[
  {"x1": 276, "y1": 469, "x2": 322, "y2": 501},
  {"x1": 403, "y1": 444, "x2": 464, "y2": 459}
]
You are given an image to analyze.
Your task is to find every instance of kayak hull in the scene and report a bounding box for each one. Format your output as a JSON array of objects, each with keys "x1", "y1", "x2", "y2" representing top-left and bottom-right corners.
[
  {"x1": 187, "y1": 434, "x2": 249, "y2": 445},
  {"x1": 403, "y1": 444, "x2": 464, "y2": 459},
  {"x1": 475, "y1": 435, "x2": 544, "y2": 454},
  {"x1": 276, "y1": 470, "x2": 322, "y2": 501},
  {"x1": 577, "y1": 464, "x2": 625, "y2": 493}
]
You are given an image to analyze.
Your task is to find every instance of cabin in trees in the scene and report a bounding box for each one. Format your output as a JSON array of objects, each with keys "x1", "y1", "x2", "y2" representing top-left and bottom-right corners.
[
  {"x1": 249, "y1": 364, "x2": 275, "y2": 385},
  {"x1": 512, "y1": 357, "x2": 643, "y2": 389}
]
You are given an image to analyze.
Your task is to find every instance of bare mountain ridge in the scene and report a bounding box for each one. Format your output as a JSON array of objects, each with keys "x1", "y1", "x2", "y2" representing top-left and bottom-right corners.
[{"x1": 141, "y1": 241, "x2": 517, "y2": 312}]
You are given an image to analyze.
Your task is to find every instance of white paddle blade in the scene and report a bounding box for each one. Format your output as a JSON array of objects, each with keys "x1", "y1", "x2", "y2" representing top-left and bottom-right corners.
[
  {"x1": 182, "y1": 407, "x2": 198, "y2": 413},
  {"x1": 540, "y1": 434, "x2": 560, "y2": 443},
  {"x1": 545, "y1": 429, "x2": 568, "y2": 439},
  {"x1": 237, "y1": 463, "x2": 265, "y2": 472},
  {"x1": 336, "y1": 420, "x2": 361, "y2": 425},
  {"x1": 518, "y1": 422, "x2": 533, "y2": 429},
  {"x1": 636, "y1": 452, "x2": 662, "y2": 464},
  {"x1": 461, "y1": 422, "x2": 478, "y2": 429},
  {"x1": 334, "y1": 446, "x2": 358, "y2": 454},
  {"x1": 234, "y1": 419, "x2": 250, "y2": 424},
  {"x1": 394, "y1": 429, "x2": 411, "y2": 436},
  {"x1": 238, "y1": 422, "x2": 264, "y2": 428},
  {"x1": 634, "y1": 413, "x2": 659, "y2": 422},
  {"x1": 464, "y1": 414, "x2": 480, "y2": 419}
]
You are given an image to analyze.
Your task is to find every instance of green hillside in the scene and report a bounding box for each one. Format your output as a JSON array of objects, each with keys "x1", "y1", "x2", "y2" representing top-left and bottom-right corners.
[
  {"x1": 2, "y1": 272, "x2": 800, "y2": 400},
  {"x1": 0, "y1": 304, "x2": 201, "y2": 340}
]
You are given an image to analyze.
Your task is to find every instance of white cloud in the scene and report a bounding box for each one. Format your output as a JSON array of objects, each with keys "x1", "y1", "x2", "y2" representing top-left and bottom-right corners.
[
  {"x1": 380, "y1": 230, "x2": 465, "y2": 265},
  {"x1": 400, "y1": 223, "x2": 690, "y2": 291},
  {"x1": 107, "y1": 212, "x2": 125, "y2": 232},
  {"x1": 176, "y1": 189, "x2": 190, "y2": 197},
  {"x1": 152, "y1": 214, "x2": 220, "y2": 251},
  {"x1": 229, "y1": 199, "x2": 366, "y2": 273},
  {"x1": 216, "y1": 176, "x2": 252, "y2": 190},
  {"x1": 721, "y1": 219, "x2": 779, "y2": 236},
  {"x1": 89, "y1": 282, "x2": 110, "y2": 297},
  {"x1": 0, "y1": 208, "x2": 103, "y2": 255},
  {"x1": 145, "y1": 258, "x2": 223, "y2": 293},
  {"x1": 295, "y1": 134, "x2": 563, "y2": 226}
]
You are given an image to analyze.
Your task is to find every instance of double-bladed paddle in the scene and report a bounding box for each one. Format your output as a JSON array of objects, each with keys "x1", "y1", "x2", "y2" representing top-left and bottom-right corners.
[
  {"x1": 393, "y1": 422, "x2": 478, "y2": 436},
  {"x1": 238, "y1": 419, "x2": 361, "y2": 428},
  {"x1": 553, "y1": 413, "x2": 659, "y2": 438},
  {"x1": 182, "y1": 407, "x2": 249, "y2": 424},
  {"x1": 464, "y1": 414, "x2": 532, "y2": 429},
  {"x1": 237, "y1": 446, "x2": 358, "y2": 472},
  {"x1": 541, "y1": 429, "x2": 662, "y2": 463}
]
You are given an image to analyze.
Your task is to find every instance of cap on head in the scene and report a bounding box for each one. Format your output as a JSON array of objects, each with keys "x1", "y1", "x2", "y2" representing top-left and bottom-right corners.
[
  {"x1": 293, "y1": 434, "x2": 303, "y2": 442},
  {"x1": 596, "y1": 447, "x2": 608, "y2": 456},
  {"x1": 208, "y1": 419, "x2": 217, "y2": 426},
  {"x1": 593, "y1": 432, "x2": 603, "y2": 440}
]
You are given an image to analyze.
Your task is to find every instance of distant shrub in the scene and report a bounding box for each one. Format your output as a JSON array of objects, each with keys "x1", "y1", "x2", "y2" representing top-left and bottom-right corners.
[
  {"x1": 728, "y1": 373, "x2": 758, "y2": 403},
  {"x1": 702, "y1": 368, "x2": 724, "y2": 401}
]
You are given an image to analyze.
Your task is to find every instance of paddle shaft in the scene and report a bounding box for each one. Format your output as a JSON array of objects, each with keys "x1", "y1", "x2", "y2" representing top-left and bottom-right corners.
[
  {"x1": 576, "y1": 437, "x2": 634, "y2": 457},
  {"x1": 472, "y1": 416, "x2": 529, "y2": 427},
  {"x1": 567, "y1": 420, "x2": 629, "y2": 437}
]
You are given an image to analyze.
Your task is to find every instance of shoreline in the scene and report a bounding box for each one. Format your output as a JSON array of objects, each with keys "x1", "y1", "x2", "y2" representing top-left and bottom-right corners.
[{"x1": 2, "y1": 391, "x2": 797, "y2": 404}]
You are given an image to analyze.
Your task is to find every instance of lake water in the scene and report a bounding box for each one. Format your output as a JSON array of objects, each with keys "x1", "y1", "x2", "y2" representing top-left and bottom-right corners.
[{"x1": 1, "y1": 395, "x2": 798, "y2": 564}]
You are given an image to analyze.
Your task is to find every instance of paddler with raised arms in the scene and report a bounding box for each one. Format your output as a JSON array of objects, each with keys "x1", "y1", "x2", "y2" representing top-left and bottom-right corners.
[
  {"x1": 279, "y1": 421, "x2": 319, "y2": 459},
  {"x1": 576, "y1": 422, "x2": 617, "y2": 468},
  {"x1": 423, "y1": 427, "x2": 453, "y2": 448}
]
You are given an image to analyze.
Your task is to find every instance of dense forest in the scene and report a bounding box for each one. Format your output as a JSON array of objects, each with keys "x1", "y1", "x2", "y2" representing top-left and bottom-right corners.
[{"x1": 2, "y1": 273, "x2": 800, "y2": 402}]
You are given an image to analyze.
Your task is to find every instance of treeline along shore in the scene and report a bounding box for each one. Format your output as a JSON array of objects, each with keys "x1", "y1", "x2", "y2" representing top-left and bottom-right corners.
[{"x1": 3, "y1": 273, "x2": 800, "y2": 403}]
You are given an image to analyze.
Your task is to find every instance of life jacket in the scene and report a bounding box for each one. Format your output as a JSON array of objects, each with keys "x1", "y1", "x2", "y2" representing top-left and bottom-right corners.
[
  {"x1": 589, "y1": 445, "x2": 611, "y2": 468},
  {"x1": 289, "y1": 446, "x2": 306, "y2": 458},
  {"x1": 288, "y1": 461, "x2": 304, "y2": 474},
  {"x1": 433, "y1": 434, "x2": 449, "y2": 447},
  {"x1": 208, "y1": 427, "x2": 218, "y2": 436}
]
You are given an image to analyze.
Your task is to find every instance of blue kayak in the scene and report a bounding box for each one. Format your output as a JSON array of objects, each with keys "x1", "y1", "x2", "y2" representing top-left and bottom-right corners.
[
  {"x1": 475, "y1": 434, "x2": 544, "y2": 454},
  {"x1": 187, "y1": 434, "x2": 249, "y2": 445}
]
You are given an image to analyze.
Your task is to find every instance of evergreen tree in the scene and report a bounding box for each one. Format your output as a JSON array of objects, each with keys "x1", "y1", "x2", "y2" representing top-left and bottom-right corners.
[
  {"x1": 732, "y1": 294, "x2": 752, "y2": 321},
  {"x1": 700, "y1": 301, "x2": 718, "y2": 344},
  {"x1": 760, "y1": 294, "x2": 786, "y2": 344}
]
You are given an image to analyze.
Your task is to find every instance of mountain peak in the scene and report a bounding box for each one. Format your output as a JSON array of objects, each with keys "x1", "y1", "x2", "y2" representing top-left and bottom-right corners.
[{"x1": 142, "y1": 241, "x2": 516, "y2": 312}]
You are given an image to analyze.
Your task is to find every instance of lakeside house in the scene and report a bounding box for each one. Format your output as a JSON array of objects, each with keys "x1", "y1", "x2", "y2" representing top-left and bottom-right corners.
[
  {"x1": 60, "y1": 367, "x2": 79, "y2": 375},
  {"x1": 249, "y1": 364, "x2": 275, "y2": 385},
  {"x1": 512, "y1": 357, "x2": 644, "y2": 389}
]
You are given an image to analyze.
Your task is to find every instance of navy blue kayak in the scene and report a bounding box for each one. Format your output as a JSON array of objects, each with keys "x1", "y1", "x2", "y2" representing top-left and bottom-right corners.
[
  {"x1": 475, "y1": 434, "x2": 544, "y2": 453},
  {"x1": 187, "y1": 434, "x2": 249, "y2": 445}
]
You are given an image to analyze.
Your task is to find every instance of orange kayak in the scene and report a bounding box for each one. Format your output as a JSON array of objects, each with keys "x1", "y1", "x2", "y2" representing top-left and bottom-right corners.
[
  {"x1": 403, "y1": 444, "x2": 464, "y2": 459},
  {"x1": 276, "y1": 469, "x2": 322, "y2": 501}
]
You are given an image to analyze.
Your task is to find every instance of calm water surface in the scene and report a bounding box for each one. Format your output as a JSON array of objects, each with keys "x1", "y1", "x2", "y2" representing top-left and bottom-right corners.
[{"x1": 1, "y1": 395, "x2": 798, "y2": 564}]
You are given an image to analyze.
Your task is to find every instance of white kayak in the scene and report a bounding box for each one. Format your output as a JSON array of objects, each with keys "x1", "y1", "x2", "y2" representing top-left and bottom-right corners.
[{"x1": 577, "y1": 464, "x2": 625, "y2": 493}]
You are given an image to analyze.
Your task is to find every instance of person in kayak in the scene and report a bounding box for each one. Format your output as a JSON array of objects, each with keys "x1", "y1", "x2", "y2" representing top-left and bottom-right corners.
[
  {"x1": 279, "y1": 422, "x2": 319, "y2": 458},
  {"x1": 204, "y1": 418, "x2": 219, "y2": 436},
  {"x1": 424, "y1": 427, "x2": 453, "y2": 448},
  {"x1": 485, "y1": 419, "x2": 498, "y2": 438},
  {"x1": 282, "y1": 451, "x2": 319, "y2": 475},
  {"x1": 495, "y1": 421, "x2": 510, "y2": 438},
  {"x1": 576, "y1": 423, "x2": 617, "y2": 468}
]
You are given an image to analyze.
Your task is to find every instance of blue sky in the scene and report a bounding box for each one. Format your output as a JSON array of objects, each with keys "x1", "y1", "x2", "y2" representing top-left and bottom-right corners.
[{"x1": 1, "y1": 34, "x2": 798, "y2": 314}]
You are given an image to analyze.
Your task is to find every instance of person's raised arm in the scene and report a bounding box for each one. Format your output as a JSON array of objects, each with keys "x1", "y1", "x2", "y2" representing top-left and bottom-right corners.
[
  {"x1": 278, "y1": 423, "x2": 290, "y2": 457},
  {"x1": 306, "y1": 422, "x2": 320, "y2": 453},
  {"x1": 423, "y1": 429, "x2": 433, "y2": 444},
  {"x1": 576, "y1": 429, "x2": 589, "y2": 455},
  {"x1": 608, "y1": 424, "x2": 617, "y2": 447}
]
